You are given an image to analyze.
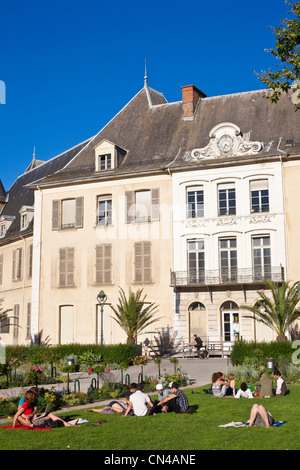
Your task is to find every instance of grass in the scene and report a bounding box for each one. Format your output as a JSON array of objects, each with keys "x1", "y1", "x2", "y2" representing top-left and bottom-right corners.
[{"x1": 0, "y1": 385, "x2": 300, "y2": 450}]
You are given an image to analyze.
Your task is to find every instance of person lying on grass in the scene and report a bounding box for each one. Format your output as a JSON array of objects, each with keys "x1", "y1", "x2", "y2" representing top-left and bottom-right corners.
[
  {"x1": 246, "y1": 404, "x2": 274, "y2": 428},
  {"x1": 85, "y1": 390, "x2": 133, "y2": 415}
]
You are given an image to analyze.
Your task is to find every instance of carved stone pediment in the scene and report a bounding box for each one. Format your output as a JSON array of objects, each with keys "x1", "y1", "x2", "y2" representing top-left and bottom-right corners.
[{"x1": 190, "y1": 123, "x2": 263, "y2": 161}]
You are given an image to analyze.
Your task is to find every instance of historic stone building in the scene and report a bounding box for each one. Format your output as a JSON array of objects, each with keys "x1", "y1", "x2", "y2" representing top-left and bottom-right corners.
[{"x1": 0, "y1": 79, "x2": 299, "y2": 349}]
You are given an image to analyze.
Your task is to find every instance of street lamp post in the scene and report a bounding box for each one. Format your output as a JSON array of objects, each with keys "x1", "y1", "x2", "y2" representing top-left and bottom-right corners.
[{"x1": 97, "y1": 290, "x2": 107, "y2": 345}]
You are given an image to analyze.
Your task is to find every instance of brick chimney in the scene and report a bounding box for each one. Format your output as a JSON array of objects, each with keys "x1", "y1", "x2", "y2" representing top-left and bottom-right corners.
[{"x1": 181, "y1": 85, "x2": 206, "y2": 119}]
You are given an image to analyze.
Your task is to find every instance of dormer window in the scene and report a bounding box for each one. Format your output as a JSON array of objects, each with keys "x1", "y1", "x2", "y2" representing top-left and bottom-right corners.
[
  {"x1": 94, "y1": 139, "x2": 126, "y2": 172},
  {"x1": 99, "y1": 154, "x2": 112, "y2": 170},
  {"x1": 19, "y1": 206, "x2": 34, "y2": 231},
  {"x1": 0, "y1": 215, "x2": 15, "y2": 237},
  {"x1": 0, "y1": 223, "x2": 5, "y2": 238}
]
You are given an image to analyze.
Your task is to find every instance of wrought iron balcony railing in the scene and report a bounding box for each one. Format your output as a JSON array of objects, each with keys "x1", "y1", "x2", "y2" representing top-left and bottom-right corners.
[{"x1": 170, "y1": 266, "x2": 284, "y2": 287}]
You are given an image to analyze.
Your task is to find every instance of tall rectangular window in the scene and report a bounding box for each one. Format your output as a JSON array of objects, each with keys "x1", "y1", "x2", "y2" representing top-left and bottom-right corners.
[
  {"x1": 99, "y1": 154, "x2": 111, "y2": 170},
  {"x1": 26, "y1": 302, "x2": 31, "y2": 339},
  {"x1": 250, "y1": 180, "x2": 269, "y2": 213},
  {"x1": 59, "y1": 248, "x2": 75, "y2": 287},
  {"x1": 13, "y1": 304, "x2": 19, "y2": 341},
  {"x1": 219, "y1": 238, "x2": 237, "y2": 282},
  {"x1": 187, "y1": 239, "x2": 205, "y2": 283},
  {"x1": 218, "y1": 184, "x2": 236, "y2": 216},
  {"x1": 28, "y1": 244, "x2": 33, "y2": 278},
  {"x1": 52, "y1": 197, "x2": 84, "y2": 230},
  {"x1": 187, "y1": 187, "x2": 204, "y2": 218},
  {"x1": 125, "y1": 189, "x2": 160, "y2": 223},
  {"x1": 97, "y1": 196, "x2": 112, "y2": 226},
  {"x1": 252, "y1": 236, "x2": 271, "y2": 280},
  {"x1": 95, "y1": 244, "x2": 112, "y2": 284},
  {"x1": 134, "y1": 242, "x2": 151, "y2": 283},
  {"x1": 12, "y1": 248, "x2": 22, "y2": 281}
]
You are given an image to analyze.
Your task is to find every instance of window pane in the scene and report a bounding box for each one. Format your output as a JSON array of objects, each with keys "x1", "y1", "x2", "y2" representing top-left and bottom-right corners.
[{"x1": 62, "y1": 200, "x2": 76, "y2": 228}]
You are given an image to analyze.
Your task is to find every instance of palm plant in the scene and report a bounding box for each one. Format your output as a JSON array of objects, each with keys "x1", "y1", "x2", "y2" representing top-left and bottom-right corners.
[
  {"x1": 241, "y1": 280, "x2": 300, "y2": 341},
  {"x1": 110, "y1": 287, "x2": 161, "y2": 344},
  {"x1": 0, "y1": 297, "x2": 14, "y2": 329}
]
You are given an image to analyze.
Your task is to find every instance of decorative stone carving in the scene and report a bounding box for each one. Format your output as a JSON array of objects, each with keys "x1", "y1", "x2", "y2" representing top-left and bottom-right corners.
[{"x1": 190, "y1": 123, "x2": 263, "y2": 161}]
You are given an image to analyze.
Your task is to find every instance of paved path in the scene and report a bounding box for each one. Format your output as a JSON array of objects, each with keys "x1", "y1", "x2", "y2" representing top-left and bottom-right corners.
[{"x1": 0, "y1": 356, "x2": 228, "y2": 423}]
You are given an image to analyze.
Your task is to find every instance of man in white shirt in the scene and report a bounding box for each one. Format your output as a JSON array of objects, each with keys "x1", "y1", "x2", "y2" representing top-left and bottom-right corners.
[
  {"x1": 122, "y1": 384, "x2": 154, "y2": 417},
  {"x1": 235, "y1": 382, "x2": 253, "y2": 399},
  {"x1": 273, "y1": 370, "x2": 287, "y2": 396}
]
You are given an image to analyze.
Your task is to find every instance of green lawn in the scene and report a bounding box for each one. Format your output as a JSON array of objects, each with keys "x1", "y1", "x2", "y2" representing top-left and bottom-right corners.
[{"x1": 0, "y1": 385, "x2": 299, "y2": 450}]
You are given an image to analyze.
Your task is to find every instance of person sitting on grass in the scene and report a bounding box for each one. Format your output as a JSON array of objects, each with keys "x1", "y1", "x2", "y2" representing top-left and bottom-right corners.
[
  {"x1": 273, "y1": 370, "x2": 288, "y2": 396},
  {"x1": 13, "y1": 390, "x2": 36, "y2": 428},
  {"x1": 211, "y1": 372, "x2": 228, "y2": 397},
  {"x1": 234, "y1": 382, "x2": 253, "y2": 399},
  {"x1": 13, "y1": 391, "x2": 79, "y2": 428},
  {"x1": 122, "y1": 383, "x2": 154, "y2": 417},
  {"x1": 157, "y1": 382, "x2": 194, "y2": 414},
  {"x1": 18, "y1": 387, "x2": 40, "y2": 418}
]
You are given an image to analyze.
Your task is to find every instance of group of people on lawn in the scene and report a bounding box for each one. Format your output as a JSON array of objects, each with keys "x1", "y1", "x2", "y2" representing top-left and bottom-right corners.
[
  {"x1": 12, "y1": 365, "x2": 287, "y2": 429},
  {"x1": 210, "y1": 369, "x2": 287, "y2": 398},
  {"x1": 86, "y1": 381, "x2": 194, "y2": 417}
]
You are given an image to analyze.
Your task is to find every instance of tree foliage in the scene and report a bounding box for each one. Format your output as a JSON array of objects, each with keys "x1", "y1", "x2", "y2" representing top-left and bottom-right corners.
[
  {"x1": 240, "y1": 279, "x2": 300, "y2": 341},
  {"x1": 257, "y1": 1, "x2": 300, "y2": 109},
  {"x1": 110, "y1": 287, "x2": 161, "y2": 344}
]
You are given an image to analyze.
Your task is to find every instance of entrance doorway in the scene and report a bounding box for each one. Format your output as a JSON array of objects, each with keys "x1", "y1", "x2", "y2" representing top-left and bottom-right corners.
[
  {"x1": 221, "y1": 301, "x2": 239, "y2": 343},
  {"x1": 59, "y1": 305, "x2": 74, "y2": 344},
  {"x1": 188, "y1": 302, "x2": 206, "y2": 342}
]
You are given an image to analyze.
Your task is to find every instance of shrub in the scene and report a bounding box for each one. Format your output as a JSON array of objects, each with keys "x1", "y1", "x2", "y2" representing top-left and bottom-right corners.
[{"x1": 230, "y1": 340, "x2": 294, "y2": 366}]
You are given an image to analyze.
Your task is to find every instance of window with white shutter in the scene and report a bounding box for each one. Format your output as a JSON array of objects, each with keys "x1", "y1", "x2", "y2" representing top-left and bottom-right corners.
[
  {"x1": 52, "y1": 198, "x2": 84, "y2": 230},
  {"x1": 134, "y1": 241, "x2": 152, "y2": 284},
  {"x1": 12, "y1": 248, "x2": 22, "y2": 281},
  {"x1": 95, "y1": 244, "x2": 112, "y2": 284},
  {"x1": 59, "y1": 247, "x2": 75, "y2": 287},
  {"x1": 125, "y1": 189, "x2": 160, "y2": 223}
]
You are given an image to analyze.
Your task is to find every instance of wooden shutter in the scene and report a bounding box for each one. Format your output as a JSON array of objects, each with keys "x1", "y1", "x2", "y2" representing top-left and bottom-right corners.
[
  {"x1": 96, "y1": 244, "x2": 112, "y2": 284},
  {"x1": 17, "y1": 248, "x2": 22, "y2": 281},
  {"x1": 143, "y1": 242, "x2": 151, "y2": 283},
  {"x1": 125, "y1": 191, "x2": 135, "y2": 223},
  {"x1": 59, "y1": 247, "x2": 75, "y2": 286},
  {"x1": 26, "y1": 302, "x2": 31, "y2": 339},
  {"x1": 134, "y1": 242, "x2": 151, "y2": 283},
  {"x1": 52, "y1": 200, "x2": 61, "y2": 230},
  {"x1": 12, "y1": 249, "x2": 16, "y2": 281},
  {"x1": 0, "y1": 254, "x2": 3, "y2": 284},
  {"x1": 151, "y1": 188, "x2": 160, "y2": 221},
  {"x1": 75, "y1": 197, "x2": 84, "y2": 228}
]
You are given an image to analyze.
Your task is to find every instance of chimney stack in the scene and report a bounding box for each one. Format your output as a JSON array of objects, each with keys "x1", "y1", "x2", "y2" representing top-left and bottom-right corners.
[{"x1": 181, "y1": 85, "x2": 206, "y2": 119}]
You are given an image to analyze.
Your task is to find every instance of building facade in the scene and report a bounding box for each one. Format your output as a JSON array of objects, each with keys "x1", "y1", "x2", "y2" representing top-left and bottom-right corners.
[{"x1": 0, "y1": 80, "x2": 299, "y2": 348}]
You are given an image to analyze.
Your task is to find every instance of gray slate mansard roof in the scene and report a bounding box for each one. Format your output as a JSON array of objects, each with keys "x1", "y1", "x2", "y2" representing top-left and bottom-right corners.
[
  {"x1": 29, "y1": 84, "x2": 300, "y2": 186},
  {"x1": 1, "y1": 82, "x2": 300, "y2": 242},
  {"x1": 0, "y1": 139, "x2": 90, "y2": 242}
]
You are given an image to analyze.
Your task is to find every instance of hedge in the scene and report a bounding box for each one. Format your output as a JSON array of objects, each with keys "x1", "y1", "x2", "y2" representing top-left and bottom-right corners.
[
  {"x1": 5, "y1": 343, "x2": 140, "y2": 366},
  {"x1": 230, "y1": 340, "x2": 295, "y2": 366}
]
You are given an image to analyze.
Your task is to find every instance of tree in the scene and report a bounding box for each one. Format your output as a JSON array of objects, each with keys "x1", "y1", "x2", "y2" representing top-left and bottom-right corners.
[
  {"x1": 257, "y1": 1, "x2": 300, "y2": 109},
  {"x1": 110, "y1": 287, "x2": 161, "y2": 344},
  {"x1": 240, "y1": 279, "x2": 300, "y2": 341}
]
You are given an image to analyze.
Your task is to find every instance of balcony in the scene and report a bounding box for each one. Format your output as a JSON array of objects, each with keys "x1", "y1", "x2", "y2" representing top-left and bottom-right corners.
[{"x1": 170, "y1": 266, "x2": 285, "y2": 288}]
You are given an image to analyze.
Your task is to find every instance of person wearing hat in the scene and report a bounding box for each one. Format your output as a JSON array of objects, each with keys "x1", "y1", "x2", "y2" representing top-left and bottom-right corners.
[
  {"x1": 156, "y1": 383, "x2": 170, "y2": 401},
  {"x1": 151, "y1": 384, "x2": 171, "y2": 414},
  {"x1": 157, "y1": 382, "x2": 191, "y2": 414}
]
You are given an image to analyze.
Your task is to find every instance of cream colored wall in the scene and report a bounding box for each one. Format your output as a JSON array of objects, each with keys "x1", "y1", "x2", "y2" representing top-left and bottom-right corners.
[
  {"x1": 0, "y1": 236, "x2": 33, "y2": 345},
  {"x1": 283, "y1": 160, "x2": 300, "y2": 284},
  {"x1": 37, "y1": 174, "x2": 173, "y2": 345}
]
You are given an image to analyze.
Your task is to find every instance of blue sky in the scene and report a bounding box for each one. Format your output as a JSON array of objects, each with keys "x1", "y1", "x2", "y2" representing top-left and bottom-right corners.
[{"x1": 0, "y1": 0, "x2": 290, "y2": 190}]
